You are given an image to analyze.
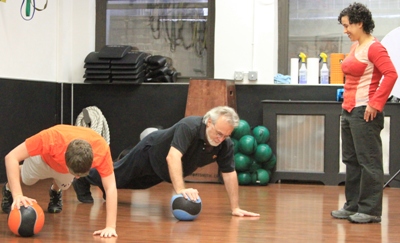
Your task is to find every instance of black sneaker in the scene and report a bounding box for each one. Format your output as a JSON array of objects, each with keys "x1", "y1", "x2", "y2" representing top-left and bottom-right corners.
[
  {"x1": 72, "y1": 177, "x2": 94, "y2": 203},
  {"x1": 48, "y1": 187, "x2": 63, "y2": 213},
  {"x1": 1, "y1": 183, "x2": 13, "y2": 214}
]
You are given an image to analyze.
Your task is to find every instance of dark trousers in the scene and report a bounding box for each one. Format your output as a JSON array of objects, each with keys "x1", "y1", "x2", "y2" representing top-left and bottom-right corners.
[
  {"x1": 85, "y1": 142, "x2": 163, "y2": 190},
  {"x1": 341, "y1": 107, "x2": 384, "y2": 216}
]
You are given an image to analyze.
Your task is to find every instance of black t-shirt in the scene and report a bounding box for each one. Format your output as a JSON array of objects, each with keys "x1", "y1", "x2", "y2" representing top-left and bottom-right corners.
[{"x1": 142, "y1": 116, "x2": 235, "y2": 182}]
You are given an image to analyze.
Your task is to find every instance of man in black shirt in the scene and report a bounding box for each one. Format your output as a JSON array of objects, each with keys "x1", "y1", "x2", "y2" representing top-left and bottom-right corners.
[{"x1": 73, "y1": 106, "x2": 259, "y2": 217}]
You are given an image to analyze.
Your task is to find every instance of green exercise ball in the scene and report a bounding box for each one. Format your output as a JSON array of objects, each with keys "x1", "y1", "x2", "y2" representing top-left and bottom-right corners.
[
  {"x1": 234, "y1": 153, "x2": 251, "y2": 172},
  {"x1": 251, "y1": 169, "x2": 270, "y2": 185},
  {"x1": 264, "y1": 154, "x2": 277, "y2": 170},
  {"x1": 237, "y1": 172, "x2": 252, "y2": 185},
  {"x1": 252, "y1": 125, "x2": 270, "y2": 144},
  {"x1": 230, "y1": 138, "x2": 239, "y2": 154},
  {"x1": 249, "y1": 160, "x2": 261, "y2": 173},
  {"x1": 232, "y1": 120, "x2": 251, "y2": 140},
  {"x1": 238, "y1": 135, "x2": 258, "y2": 155},
  {"x1": 254, "y1": 144, "x2": 273, "y2": 164}
]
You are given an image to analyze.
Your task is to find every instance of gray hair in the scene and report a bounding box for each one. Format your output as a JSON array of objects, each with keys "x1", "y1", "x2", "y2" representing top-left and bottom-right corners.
[{"x1": 203, "y1": 106, "x2": 240, "y2": 127}]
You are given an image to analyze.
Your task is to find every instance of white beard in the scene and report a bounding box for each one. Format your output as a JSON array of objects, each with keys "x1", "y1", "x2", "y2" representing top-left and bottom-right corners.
[{"x1": 206, "y1": 127, "x2": 221, "y2": 147}]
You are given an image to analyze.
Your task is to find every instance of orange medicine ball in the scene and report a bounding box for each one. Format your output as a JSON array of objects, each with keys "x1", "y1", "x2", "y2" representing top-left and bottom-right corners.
[{"x1": 8, "y1": 202, "x2": 45, "y2": 237}]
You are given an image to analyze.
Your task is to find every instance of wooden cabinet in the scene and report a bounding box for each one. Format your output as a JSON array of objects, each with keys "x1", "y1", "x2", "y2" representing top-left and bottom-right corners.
[{"x1": 184, "y1": 79, "x2": 237, "y2": 183}]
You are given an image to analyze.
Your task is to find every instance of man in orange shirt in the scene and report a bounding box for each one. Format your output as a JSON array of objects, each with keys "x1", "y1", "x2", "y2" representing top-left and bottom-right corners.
[{"x1": 1, "y1": 125, "x2": 118, "y2": 238}]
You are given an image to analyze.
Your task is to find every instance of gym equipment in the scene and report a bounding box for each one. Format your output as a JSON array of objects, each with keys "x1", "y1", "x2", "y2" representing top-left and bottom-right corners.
[
  {"x1": 110, "y1": 51, "x2": 149, "y2": 84},
  {"x1": 238, "y1": 135, "x2": 257, "y2": 155},
  {"x1": 140, "y1": 127, "x2": 159, "y2": 140},
  {"x1": 234, "y1": 153, "x2": 251, "y2": 172},
  {"x1": 384, "y1": 170, "x2": 400, "y2": 188},
  {"x1": 146, "y1": 55, "x2": 167, "y2": 70},
  {"x1": 20, "y1": 0, "x2": 48, "y2": 21},
  {"x1": 248, "y1": 160, "x2": 261, "y2": 173},
  {"x1": 83, "y1": 51, "x2": 112, "y2": 83},
  {"x1": 83, "y1": 47, "x2": 150, "y2": 84},
  {"x1": 237, "y1": 172, "x2": 252, "y2": 185},
  {"x1": 116, "y1": 126, "x2": 163, "y2": 161},
  {"x1": 8, "y1": 202, "x2": 45, "y2": 237},
  {"x1": 171, "y1": 194, "x2": 202, "y2": 221},
  {"x1": 75, "y1": 106, "x2": 110, "y2": 144},
  {"x1": 254, "y1": 144, "x2": 273, "y2": 164},
  {"x1": 144, "y1": 56, "x2": 177, "y2": 83},
  {"x1": 252, "y1": 125, "x2": 270, "y2": 144},
  {"x1": 263, "y1": 154, "x2": 277, "y2": 171},
  {"x1": 232, "y1": 120, "x2": 251, "y2": 140},
  {"x1": 231, "y1": 138, "x2": 239, "y2": 154},
  {"x1": 251, "y1": 169, "x2": 270, "y2": 186},
  {"x1": 98, "y1": 45, "x2": 132, "y2": 59}
]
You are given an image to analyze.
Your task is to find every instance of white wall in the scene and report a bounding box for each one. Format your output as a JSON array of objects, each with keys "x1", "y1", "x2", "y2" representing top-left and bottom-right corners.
[
  {"x1": 0, "y1": 0, "x2": 95, "y2": 83},
  {"x1": 215, "y1": 0, "x2": 278, "y2": 84},
  {"x1": 0, "y1": 0, "x2": 277, "y2": 84},
  {"x1": 56, "y1": 1, "x2": 96, "y2": 83}
]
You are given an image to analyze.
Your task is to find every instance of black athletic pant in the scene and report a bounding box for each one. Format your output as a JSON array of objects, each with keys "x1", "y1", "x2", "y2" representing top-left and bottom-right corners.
[{"x1": 85, "y1": 143, "x2": 163, "y2": 190}]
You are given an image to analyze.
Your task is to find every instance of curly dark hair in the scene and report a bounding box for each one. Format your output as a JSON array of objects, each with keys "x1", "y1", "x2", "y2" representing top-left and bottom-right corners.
[{"x1": 338, "y1": 2, "x2": 375, "y2": 34}]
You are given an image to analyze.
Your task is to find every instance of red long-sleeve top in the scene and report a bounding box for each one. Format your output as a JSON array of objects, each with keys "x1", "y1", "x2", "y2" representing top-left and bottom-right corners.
[{"x1": 342, "y1": 39, "x2": 398, "y2": 112}]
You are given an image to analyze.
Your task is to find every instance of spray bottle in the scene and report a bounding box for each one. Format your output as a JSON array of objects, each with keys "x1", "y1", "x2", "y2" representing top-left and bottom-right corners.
[
  {"x1": 298, "y1": 52, "x2": 307, "y2": 84},
  {"x1": 319, "y1": 52, "x2": 329, "y2": 84}
]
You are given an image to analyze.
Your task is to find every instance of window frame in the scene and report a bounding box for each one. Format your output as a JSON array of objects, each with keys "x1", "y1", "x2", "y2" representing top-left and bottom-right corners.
[
  {"x1": 95, "y1": 0, "x2": 215, "y2": 80},
  {"x1": 278, "y1": 0, "x2": 289, "y2": 76}
]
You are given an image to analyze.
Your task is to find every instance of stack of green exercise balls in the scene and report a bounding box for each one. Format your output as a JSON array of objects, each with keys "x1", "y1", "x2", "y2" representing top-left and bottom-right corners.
[{"x1": 231, "y1": 119, "x2": 276, "y2": 186}]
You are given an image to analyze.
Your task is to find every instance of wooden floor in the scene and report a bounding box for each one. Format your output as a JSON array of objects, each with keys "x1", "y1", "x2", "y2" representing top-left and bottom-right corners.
[{"x1": 1, "y1": 179, "x2": 400, "y2": 243}]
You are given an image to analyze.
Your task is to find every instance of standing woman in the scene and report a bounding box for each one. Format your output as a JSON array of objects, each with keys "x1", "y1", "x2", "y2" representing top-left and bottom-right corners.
[{"x1": 331, "y1": 2, "x2": 398, "y2": 223}]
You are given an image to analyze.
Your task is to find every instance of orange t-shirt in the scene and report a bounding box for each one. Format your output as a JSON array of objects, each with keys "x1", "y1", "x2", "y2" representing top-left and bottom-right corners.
[{"x1": 25, "y1": 125, "x2": 113, "y2": 178}]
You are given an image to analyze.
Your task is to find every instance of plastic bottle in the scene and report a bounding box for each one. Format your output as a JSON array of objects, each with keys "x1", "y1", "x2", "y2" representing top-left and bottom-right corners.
[
  {"x1": 298, "y1": 52, "x2": 307, "y2": 84},
  {"x1": 319, "y1": 52, "x2": 329, "y2": 84}
]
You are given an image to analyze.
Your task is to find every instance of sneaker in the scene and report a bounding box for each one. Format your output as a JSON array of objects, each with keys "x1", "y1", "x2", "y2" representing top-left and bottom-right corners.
[
  {"x1": 48, "y1": 187, "x2": 63, "y2": 213},
  {"x1": 72, "y1": 177, "x2": 93, "y2": 203},
  {"x1": 331, "y1": 208, "x2": 356, "y2": 219},
  {"x1": 1, "y1": 183, "x2": 13, "y2": 214},
  {"x1": 348, "y1": 213, "x2": 381, "y2": 223}
]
